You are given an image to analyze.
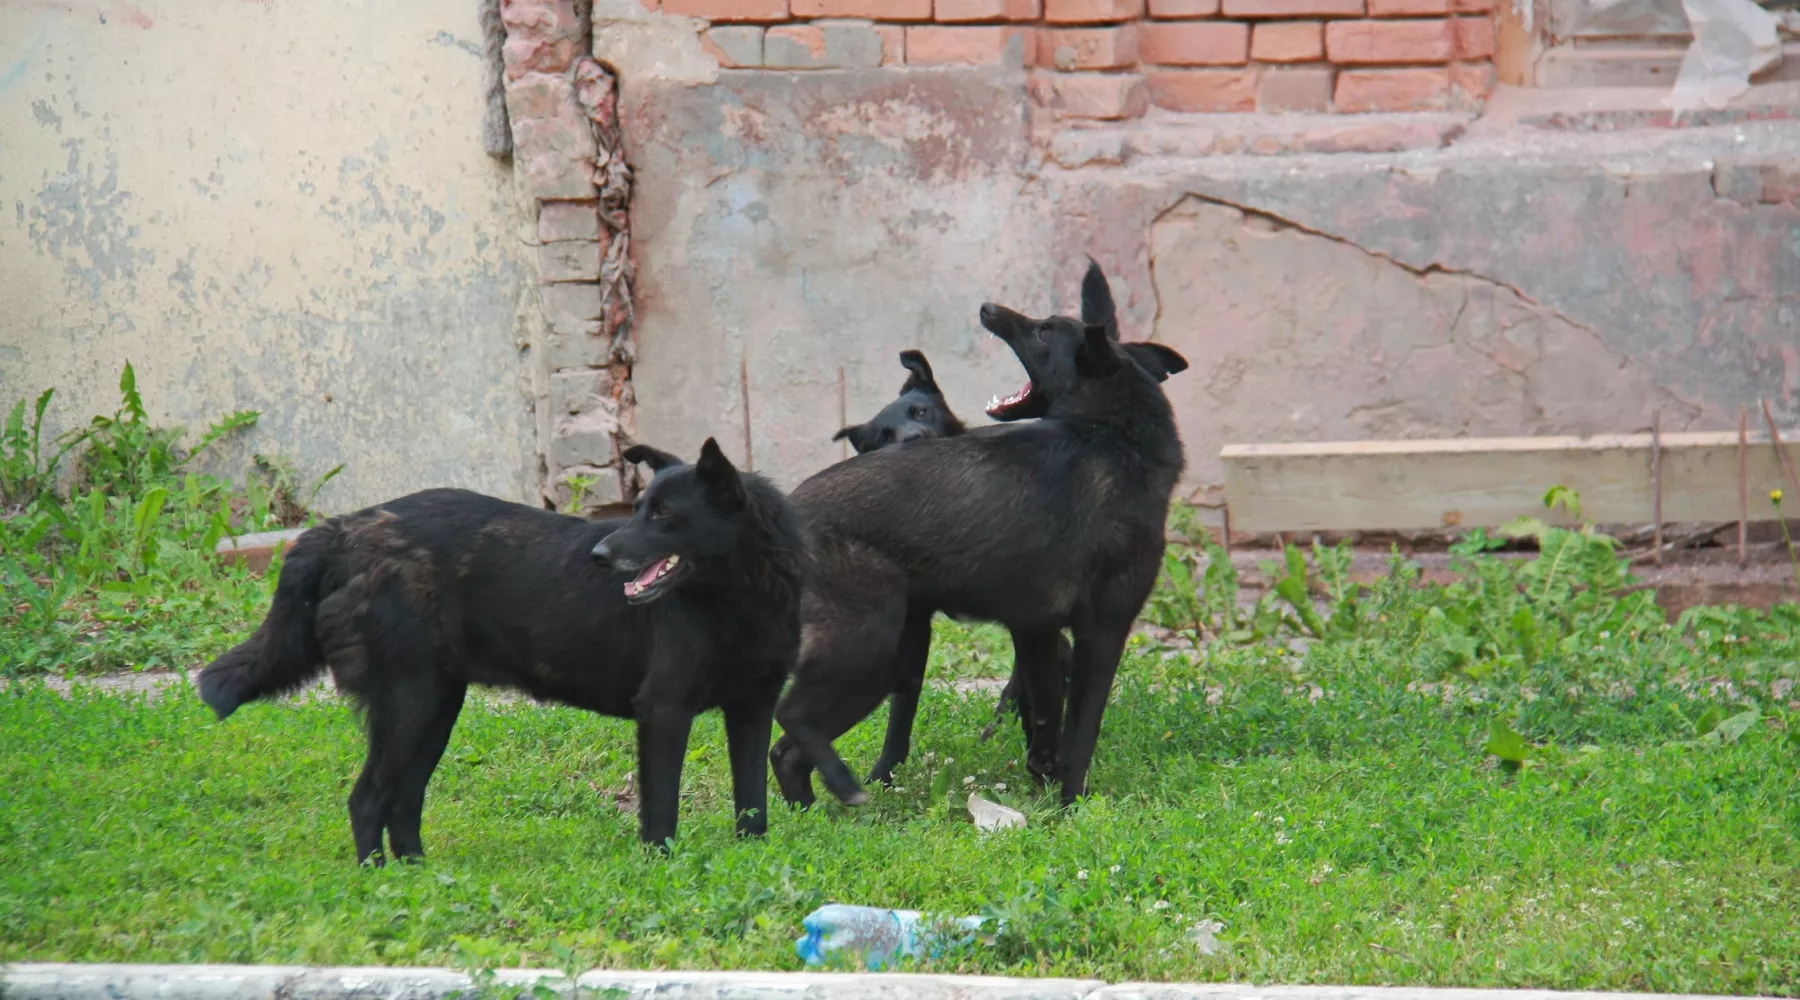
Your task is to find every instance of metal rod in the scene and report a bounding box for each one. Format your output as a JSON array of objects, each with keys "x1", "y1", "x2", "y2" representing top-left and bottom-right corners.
[
  {"x1": 1762, "y1": 399, "x2": 1800, "y2": 502},
  {"x1": 1738, "y1": 406, "x2": 1750, "y2": 568},
  {"x1": 1651, "y1": 408, "x2": 1664, "y2": 565}
]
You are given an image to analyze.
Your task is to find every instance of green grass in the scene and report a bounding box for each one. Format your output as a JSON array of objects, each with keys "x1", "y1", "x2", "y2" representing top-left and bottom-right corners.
[
  {"x1": 3, "y1": 612, "x2": 1798, "y2": 994},
  {"x1": 7, "y1": 375, "x2": 1800, "y2": 992}
]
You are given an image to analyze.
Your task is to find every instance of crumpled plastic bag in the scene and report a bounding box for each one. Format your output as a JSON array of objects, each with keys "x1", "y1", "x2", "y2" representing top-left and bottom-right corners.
[
  {"x1": 1667, "y1": 0, "x2": 1783, "y2": 112},
  {"x1": 966, "y1": 793, "x2": 1026, "y2": 831}
]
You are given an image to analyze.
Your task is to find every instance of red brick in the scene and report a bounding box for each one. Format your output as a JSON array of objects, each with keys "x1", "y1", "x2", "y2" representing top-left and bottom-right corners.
[
  {"x1": 1251, "y1": 21, "x2": 1323, "y2": 61},
  {"x1": 764, "y1": 24, "x2": 828, "y2": 65},
  {"x1": 1453, "y1": 15, "x2": 1495, "y2": 57},
  {"x1": 794, "y1": 0, "x2": 930, "y2": 17},
  {"x1": 1036, "y1": 26, "x2": 1138, "y2": 68},
  {"x1": 1223, "y1": 0, "x2": 1362, "y2": 17},
  {"x1": 878, "y1": 23, "x2": 906, "y2": 62},
  {"x1": 539, "y1": 200, "x2": 601, "y2": 243},
  {"x1": 1044, "y1": 0, "x2": 1144, "y2": 23},
  {"x1": 1146, "y1": 68, "x2": 1258, "y2": 110},
  {"x1": 662, "y1": 0, "x2": 789, "y2": 19},
  {"x1": 1449, "y1": 60, "x2": 1495, "y2": 100},
  {"x1": 1149, "y1": 0, "x2": 1221, "y2": 14},
  {"x1": 1450, "y1": 0, "x2": 1494, "y2": 11},
  {"x1": 1761, "y1": 165, "x2": 1800, "y2": 204},
  {"x1": 905, "y1": 25, "x2": 1028, "y2": 62},
  {"x1": 700, "y1": 25, "x2": 765, "y2": 66},
  {"x1": 1325, "y1": 19, "x2": 1453, "y2": 63},
  {"x1": 505, "y1": 72, "x2": 572, "y2": 120},
  {"x1": 1258, "y1": 65, "x2": 1333, "y2": 108},
  {"x1": 1140, "y1": 21, "x2": 1250, "y2": 65},
  {"x1": 1333, "y1": 66, "x2": 1449, "y2": 109},
  {"x1": 1368, "y1": 0, "x2": 1447, "y2": 14},
  {"x1": 936, "y1": 0, "x2": 1040, "y2": 19},
  {"x1": 1032, "y1": 70, "x2": 1151, "y2": 117}
]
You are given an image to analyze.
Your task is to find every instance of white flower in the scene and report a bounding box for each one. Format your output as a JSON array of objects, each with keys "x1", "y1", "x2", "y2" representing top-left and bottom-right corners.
[
  {"x1": 1109, "y1": 864, "x2": 1122, "y2": 873},
  {"x1": 1077, "y1": 869, "x2": 1089, "y2": 880},
  {"x1": 993, "y1": 782, "x2": 1007, "y2": 791},
  {"x1": 1153, "y1": 900, "x2": 1172, "y2": 911},
  {"x1": 963, "y1": 775, "x2": 976, "y2": 785},
  {"x1": 1275, "y1": 831, "x2": 1292, "y2": 845}
]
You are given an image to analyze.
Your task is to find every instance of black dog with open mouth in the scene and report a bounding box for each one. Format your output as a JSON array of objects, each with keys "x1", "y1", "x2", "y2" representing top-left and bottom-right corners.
[
  {"x1": 198, "y1": 439, "x2": 806, "y2": 863},
  {"x1": 772, "y1": 260, "x2": 1189, "y2": 810}
]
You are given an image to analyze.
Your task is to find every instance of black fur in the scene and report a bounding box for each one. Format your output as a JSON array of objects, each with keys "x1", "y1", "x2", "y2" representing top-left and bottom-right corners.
[
  {"x1": 770, "y1": 261, "x2": 1188, "y2": 809},
  {"x1": 832, "y1": 350, "x2": 967, "y2": 455},
  {"x1": 197, "y1": 438, "x2": 805, "y2": 864}
]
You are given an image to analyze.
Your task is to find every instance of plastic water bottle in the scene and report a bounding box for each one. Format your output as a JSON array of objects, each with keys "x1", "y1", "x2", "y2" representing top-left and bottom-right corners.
[{"x1": 794, "y1": 904, "x2": 987, "y2": 970}]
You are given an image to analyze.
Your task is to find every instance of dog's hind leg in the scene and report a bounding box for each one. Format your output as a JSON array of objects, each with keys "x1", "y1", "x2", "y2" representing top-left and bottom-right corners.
[
  {"x1": 349, "y1": 674, "x2": 451, "y2": 866},
  {"x1": 769, "y1": 732, "x2": 815, "y2": 809},
  {"x1": 383, "y1": 679, "x2": 467, "y2": 862},
  {"x1": 775, "y1": 682, "x2": 884, "y2": 807},
  {"x1": 1056, "y1": 621, "x2": 1133, "y2": 805},
  {"x1": 866, "y1": 606, "x2": 934, "y2": 786},
  {"x1": 723, "y1": 685, "x2": 781, "y2": 838}
]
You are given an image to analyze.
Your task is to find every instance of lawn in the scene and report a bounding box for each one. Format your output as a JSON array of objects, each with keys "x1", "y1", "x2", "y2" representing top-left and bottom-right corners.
[{"x1": 5, "y1": 371, "x2": 1800, "y2": 995}]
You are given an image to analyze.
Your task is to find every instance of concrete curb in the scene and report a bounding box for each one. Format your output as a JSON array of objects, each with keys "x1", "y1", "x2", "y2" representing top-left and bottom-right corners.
[{"x1": 0, "y1": 965, "x2": 1774, "y2": 1000}]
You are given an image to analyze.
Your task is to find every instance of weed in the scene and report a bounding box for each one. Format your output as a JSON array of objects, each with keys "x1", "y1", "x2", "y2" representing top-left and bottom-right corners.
[{"x1": 0, "y1": 367, "x2": 317, "y2": 676}]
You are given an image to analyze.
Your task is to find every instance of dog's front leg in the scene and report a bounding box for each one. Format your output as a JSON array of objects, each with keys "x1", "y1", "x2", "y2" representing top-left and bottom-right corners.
[
  {"x1": 723, "y1": 685, "x2": 780, "y2": 838},
  {"x1": 633, "y1": 695, "x2": 697, "y2": 851}
]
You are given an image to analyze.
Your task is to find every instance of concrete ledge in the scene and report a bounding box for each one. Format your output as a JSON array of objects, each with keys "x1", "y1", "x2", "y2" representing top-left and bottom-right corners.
[
  {"x1": 214, "y1": 528, "x2": 308, "y2": 574},
  {"x1": 0, "y1": 965, "x2": 1775, "y2": 1000}
]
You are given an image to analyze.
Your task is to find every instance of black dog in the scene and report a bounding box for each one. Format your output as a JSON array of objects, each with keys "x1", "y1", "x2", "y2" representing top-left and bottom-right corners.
[
  {"x1": 771, "y1": 262, "x2": 1188, "y2": 808},
  {"x1": 829, "y1": 278, "x2": 1187, "y2": 762},
  {"x1": 197, "y1": 439, "x2": 805, "y2": 864},
  {"x1": 833, "y1": 350, "x2": 966, "y2": 454}
]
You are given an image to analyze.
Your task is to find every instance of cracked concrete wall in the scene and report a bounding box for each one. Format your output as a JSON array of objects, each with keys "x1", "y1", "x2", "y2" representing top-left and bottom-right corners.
[
  {"x1": 0, "y1": 1, "x2": 534, "y2": 512},
  {"x1": 619, "y1": 64, "x2": 1800, "y2": 501}
]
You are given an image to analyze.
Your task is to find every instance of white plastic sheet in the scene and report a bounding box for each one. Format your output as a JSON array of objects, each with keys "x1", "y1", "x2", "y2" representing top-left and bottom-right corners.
[{"x1": 1667, "y1": 0, "x2": 1784, "y2": 112}]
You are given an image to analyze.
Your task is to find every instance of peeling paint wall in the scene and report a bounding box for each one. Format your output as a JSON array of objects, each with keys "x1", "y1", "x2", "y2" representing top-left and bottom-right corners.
[{"x1": 0, "y1": 1, "x2": 534, "y2": 512}]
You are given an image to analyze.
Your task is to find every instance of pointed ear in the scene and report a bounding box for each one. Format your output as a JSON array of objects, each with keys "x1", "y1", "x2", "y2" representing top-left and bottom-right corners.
[
  {"x1": 1121, "y1": 342, "x2": 1190, "y2": 383},
  {"x1": 831, "y1": 424, "x2": 859, "y2": 442},
  {"x1": 623, "y1": 444, "x2": 685, "y2": 473},
  {"x1": 1075, "y1": 323, "x2": 1122, "y2": 377},
  {"x1": 898, "y1": 350, "x2": 938, "y2": 394},
  {"x1": 695, "y1": 437, "x2": 745, "y2": 508},
  {"x1": 1080, "y1": 258, "x2": 1119, "y2": 341}
]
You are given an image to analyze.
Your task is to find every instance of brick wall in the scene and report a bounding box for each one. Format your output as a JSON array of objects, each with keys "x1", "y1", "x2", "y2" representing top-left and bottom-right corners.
[{"x1": 640, "y1": 0, "x2": 1496, "y2": 114}]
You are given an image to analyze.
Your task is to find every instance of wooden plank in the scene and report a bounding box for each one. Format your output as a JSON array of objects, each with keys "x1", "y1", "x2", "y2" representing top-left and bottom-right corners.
[{"x1": 1222, "y1": 430, "x2": 1800, "y2": 533}]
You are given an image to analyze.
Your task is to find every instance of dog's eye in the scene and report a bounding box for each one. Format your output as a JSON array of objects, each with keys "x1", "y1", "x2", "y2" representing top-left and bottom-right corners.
[
  {"x1": 650, "y1": 503, "x2": 670, "y2": 520},
  {"x1": 908, "y1": 407, "x2": 928, "y2": 420}
]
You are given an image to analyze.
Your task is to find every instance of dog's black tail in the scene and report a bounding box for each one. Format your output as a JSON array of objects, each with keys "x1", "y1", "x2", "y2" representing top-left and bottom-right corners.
[
  {"x1": 1081, "y1": 256, "x2": 1119, "y2": 341},
  {"x1": 197, "y1": 527, "x2": 337, "y2": 720}
]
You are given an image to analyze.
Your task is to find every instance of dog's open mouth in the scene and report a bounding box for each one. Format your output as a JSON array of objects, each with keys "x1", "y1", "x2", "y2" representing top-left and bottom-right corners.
[
  {"x1": 985, "y1": 381, "x2": 1035, "y2": 419},
  {"x1": 622, "y1": 554, "x2": 686, "y2": 603}
]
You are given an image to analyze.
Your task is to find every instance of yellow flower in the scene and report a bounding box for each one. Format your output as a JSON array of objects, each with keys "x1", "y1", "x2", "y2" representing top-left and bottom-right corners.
[{"x1": 1774, "y1": 489, "x2": 1786, "y2": 505}]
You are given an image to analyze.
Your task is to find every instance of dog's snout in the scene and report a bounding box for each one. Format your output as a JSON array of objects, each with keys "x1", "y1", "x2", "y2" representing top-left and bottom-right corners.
[
  {"x1": 979, "y1": 303, "x2": 1001, "y2": 325},
  {"x1": 591, "y1": 540, "x2": 614, "y2": 567}
]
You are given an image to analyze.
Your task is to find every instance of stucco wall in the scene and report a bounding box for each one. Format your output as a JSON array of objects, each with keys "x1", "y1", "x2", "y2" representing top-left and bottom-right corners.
[
  {"x1": 0, "y1": 1, "x2": 534, "y2": 511},
  {"x1": 620, "y1": 61, "x2": 1800, "y2": 499}
]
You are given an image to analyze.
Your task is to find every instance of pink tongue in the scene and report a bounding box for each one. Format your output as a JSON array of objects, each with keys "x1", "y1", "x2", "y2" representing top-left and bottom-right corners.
[{"x1": 632, "y1": 557, "x2": 670, "y2": 590}]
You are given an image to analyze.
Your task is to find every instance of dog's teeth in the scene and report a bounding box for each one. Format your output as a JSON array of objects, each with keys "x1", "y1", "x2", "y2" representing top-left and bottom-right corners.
[{"x1": 667, "y1": 554, "x2": 680, "y2": 567}]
